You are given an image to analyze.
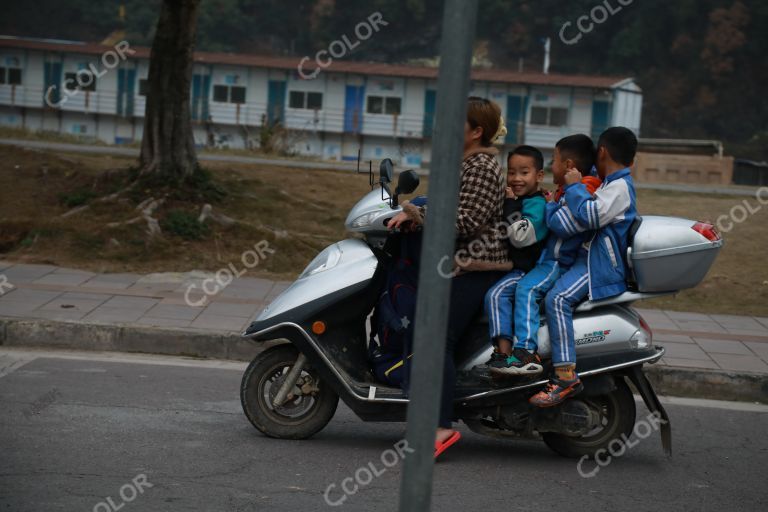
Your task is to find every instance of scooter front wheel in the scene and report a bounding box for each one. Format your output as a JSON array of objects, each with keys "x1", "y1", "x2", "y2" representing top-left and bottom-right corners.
[
  {"x1": 240, "y1": 344, "x2": 339, "y2": 439},
  {"x1": 542, "y1": 377, "x2": 636, "y2": 459}
]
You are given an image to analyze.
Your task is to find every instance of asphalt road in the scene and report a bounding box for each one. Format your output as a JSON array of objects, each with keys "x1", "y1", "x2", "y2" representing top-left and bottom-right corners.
[{"x1": 1, "y1": 348, "x2": 766, "y2": 512}]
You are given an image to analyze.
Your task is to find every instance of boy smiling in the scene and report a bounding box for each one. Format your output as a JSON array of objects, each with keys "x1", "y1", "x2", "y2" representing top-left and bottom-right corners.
[{"x1": 484, "y1": 145, "x2": 549, "y2": 366}]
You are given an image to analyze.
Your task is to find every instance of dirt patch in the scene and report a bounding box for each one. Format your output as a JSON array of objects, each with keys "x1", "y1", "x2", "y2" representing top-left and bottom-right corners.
[{"x1": 0, "y1": 144, "x2": 415, "y2": 280}]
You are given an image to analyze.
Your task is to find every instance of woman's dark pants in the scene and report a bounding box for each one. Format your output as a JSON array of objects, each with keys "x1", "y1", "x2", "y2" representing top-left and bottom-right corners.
[{"x1": 439, "y1": 270, "x2": 505, "y2": 428}]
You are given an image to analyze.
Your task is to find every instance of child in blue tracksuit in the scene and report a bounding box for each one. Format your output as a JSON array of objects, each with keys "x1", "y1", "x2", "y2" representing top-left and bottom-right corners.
[
  {"x1": 483, "y1": 145, "x2": 549, "y2": 363},
  {"x1": 530, "y1": 127, "x2": 639, "y2": 407},
  {"x1": 486, "y1": 135, "x2": 600, "y2": 375}
]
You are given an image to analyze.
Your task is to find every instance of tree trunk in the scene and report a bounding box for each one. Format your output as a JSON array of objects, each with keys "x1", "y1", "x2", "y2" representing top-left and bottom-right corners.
[{"x1": 139, "y1": 0, "x2": 201, "y2": 181}]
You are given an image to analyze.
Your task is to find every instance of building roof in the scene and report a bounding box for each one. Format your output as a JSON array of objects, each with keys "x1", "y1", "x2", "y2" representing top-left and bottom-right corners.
[{"x1": 0, "y1": 35, "x2": 633, "y2": 90}]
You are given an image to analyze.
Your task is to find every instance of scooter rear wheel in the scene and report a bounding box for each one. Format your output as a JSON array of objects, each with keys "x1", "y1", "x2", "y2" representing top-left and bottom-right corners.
[
  {"x1": 240, "y1": 344, "x2": 339, "y2": 439},
  {"x1": 542, "y1": 378, "x2": 636, "y2": 459}
]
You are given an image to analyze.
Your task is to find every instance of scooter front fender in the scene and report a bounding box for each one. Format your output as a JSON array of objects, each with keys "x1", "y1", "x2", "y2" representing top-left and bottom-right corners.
[{"x1": 244, "y1": 238, "x2": 379, "y2": 337}]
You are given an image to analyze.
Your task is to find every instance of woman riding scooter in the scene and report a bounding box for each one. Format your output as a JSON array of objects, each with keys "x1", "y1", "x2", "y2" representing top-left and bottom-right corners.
[{"x1": 388, "y1": 96, "x2": 512, "y2": 458}]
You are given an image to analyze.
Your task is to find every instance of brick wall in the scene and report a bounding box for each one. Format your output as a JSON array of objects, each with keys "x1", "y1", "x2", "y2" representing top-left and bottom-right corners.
[{"x1": 634, "y1": 152, "x2": 734, "y2": 185}]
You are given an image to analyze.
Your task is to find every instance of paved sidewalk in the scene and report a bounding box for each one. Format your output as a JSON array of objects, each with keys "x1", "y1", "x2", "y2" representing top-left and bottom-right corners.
[
  {"x1": 1, "y1": 261, "x2": 767, "y2": 380},
  {"x1": 635, "y1": 309, "x2": 768, "y2": 374},
  {"x1": 0, "y1": 261, "x2": 289, "y2": 334},
  {"x1": 0, "y1": 261, "x2": 768, "y2": 401}
]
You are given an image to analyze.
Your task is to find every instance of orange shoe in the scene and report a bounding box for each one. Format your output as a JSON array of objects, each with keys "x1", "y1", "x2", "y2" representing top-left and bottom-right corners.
[{"x1": 529, "y1": 377, "x2": 583, "y2": 407}]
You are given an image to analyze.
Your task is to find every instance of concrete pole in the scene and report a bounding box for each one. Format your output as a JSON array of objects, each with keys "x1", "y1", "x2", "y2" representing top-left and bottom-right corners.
[{"x1": 397, "y1": 1, "x2": 478, "y2": 510}]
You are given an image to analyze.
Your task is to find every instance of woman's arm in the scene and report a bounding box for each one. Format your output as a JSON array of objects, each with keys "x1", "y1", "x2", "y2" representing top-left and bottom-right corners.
[
  {"x1": 396, "y1": 160, "x2": 501, "y2": 237},
  {"x1": 454, "y1": 163, "x2": 502, "y2": 238}
]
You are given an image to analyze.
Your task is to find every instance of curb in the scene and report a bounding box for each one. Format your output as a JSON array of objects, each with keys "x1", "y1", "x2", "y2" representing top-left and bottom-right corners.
[
  {"x1": 0, "y1": 317, "x2": 267, "y2": 362},
  {"x1": 1, "y1": 317, "x2": 766, "y2": 404},
  {"x1": 644, "y1": 364, "x2": 767, "y2": 404}
]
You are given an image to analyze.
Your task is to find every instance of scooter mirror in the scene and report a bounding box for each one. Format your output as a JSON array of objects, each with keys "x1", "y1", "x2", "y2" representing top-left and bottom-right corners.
[
  {"x1": 395, "y1": 170, "x2": 420, "y2": 195},
  {"x1": 379, "y1": 159, "x2": 394, "y2": 184}
]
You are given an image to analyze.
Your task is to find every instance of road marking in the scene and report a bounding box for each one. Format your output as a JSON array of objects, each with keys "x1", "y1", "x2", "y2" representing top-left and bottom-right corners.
[
  {"x1": 0, "y1": 347, "x2": 247, "y2": 371},
  {"x1": 660, "y1": 395, "x2": 768, "y2": 412},
  {"x1": 637, "y1": 395, "x2": 768, "y2": 413},
  {"x1": 0, "y1": 353, "x2": 37, "y2": 379}
]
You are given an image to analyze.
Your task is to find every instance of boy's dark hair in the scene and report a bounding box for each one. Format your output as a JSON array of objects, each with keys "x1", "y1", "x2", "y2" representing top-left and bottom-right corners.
[
  {"x1": 508, "y1": 145, "x2": 544, "y2": 171},
  {"x1": 598, "y1": 127, "x2": 638, "y2": 167},
  {"x1": 555, "y1": 134, "x2": 596, "y2": 175}
]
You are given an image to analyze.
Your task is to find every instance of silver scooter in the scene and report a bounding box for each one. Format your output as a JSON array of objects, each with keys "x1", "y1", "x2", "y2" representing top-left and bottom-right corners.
[{"x1": 239, "y1": 160, "x2": 723, "y2": 458}]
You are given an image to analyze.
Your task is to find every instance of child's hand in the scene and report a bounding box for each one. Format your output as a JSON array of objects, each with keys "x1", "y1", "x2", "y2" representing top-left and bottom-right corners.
[
  {"x1": 505, "y1": 186, "x2": 517, "y2": 199},
  {"x1": 564, "y1": 168, "x2": 581, "y2": 185},
  {"x1": 541, "y1": 188, "x2": 554, "y2": 202}
]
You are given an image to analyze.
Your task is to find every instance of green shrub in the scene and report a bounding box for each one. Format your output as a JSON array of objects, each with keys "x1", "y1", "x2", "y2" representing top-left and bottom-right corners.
[
  {"x1": 186, "y1": 167, "x2": 226, "y2": 202},
  {"x1": 161, "y1": 209, "x2": 209, "y2": 240},
  {"x1": 59, "y1": 189, "x2": 97, "y2": 208}
]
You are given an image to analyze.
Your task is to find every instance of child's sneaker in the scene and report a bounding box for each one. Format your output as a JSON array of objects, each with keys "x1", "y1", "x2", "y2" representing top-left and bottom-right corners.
[
  {"x1": 528, "y1": 377, "x2": 583, "y2": 407},
  {"x1": 469, "y1": 352, "x2": 506, "y2": 381},
  {"x1": 484, "y1": 351, "x2": 508, "y2": 366},
  {"x1": 489, "y1": 348, "x2": 543, "y2": 376}
]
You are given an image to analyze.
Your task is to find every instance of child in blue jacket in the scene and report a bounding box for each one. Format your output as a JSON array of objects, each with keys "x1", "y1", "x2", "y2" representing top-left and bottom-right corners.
[
  {"x1": 486, "y1": 135, "x2": 600, "y2": 374},
  {"x1": 530, "y1": 127, "x2": 639, "y2": 407}
]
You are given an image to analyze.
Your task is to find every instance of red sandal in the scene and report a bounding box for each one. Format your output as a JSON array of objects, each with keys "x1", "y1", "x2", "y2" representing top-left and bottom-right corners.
[{"x1": 434, "y1": 431, "x2": 461, "y2": 459}]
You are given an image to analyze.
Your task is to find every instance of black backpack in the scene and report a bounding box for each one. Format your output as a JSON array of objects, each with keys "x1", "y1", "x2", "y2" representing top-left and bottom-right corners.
[{"x1": 368, "y1": 231, "x2": 421, "y2": 389}]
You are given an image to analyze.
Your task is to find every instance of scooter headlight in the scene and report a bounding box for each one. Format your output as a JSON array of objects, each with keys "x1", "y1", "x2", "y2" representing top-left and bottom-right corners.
[
  {"x1": 299, "y1": 244, "x2": 342, "y2": 278},
  {"x1": 350, "y1": 212, "x2": 378, "y2": 229}
]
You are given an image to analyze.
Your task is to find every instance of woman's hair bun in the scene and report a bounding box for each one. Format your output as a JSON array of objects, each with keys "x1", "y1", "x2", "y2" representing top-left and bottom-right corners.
[{"x1": 493, "y1": 115, "x2": 508, "y2": 144}]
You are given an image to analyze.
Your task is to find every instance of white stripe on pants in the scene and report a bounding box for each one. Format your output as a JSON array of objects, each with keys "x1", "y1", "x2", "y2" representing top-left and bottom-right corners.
[
  {"x1": 485, "y1": 271, "x2": 524, "y2": 341},
  {"x1": 545, "y1": 259, "x2": 590, "y2": 365}
]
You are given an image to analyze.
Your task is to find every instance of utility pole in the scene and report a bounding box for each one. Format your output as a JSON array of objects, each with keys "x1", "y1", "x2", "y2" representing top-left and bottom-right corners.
[{"x1": 397, "y1": 1, "x2": 478, "y2": 510}]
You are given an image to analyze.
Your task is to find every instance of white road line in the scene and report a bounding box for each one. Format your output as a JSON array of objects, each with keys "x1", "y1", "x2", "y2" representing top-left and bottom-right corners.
[
  {"x1": 0, "y1": 347, "x2": 248, "y2": 371},
  {"x1": 659, "y1": 395, "x2": 768, "y2": 412},
  {"x1": 636, "y1": 395, "x2": 768, "y2": 413},
  {"x1": 0, "y1": 353, "x2": 37, "y2": 379}
]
